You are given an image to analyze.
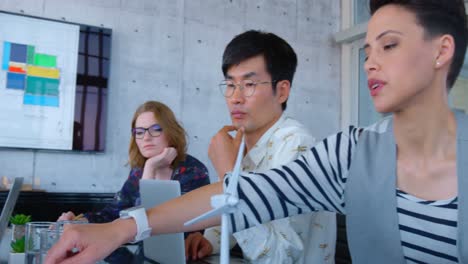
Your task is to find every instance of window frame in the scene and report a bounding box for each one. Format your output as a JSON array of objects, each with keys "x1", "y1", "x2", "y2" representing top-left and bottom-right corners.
[{"x1": 336, "y1": 0, "x2": 367, "y2": 128}]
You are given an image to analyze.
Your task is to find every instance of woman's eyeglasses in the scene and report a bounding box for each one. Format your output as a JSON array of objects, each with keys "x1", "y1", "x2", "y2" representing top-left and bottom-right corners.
[{"x1": 132, "y1": 124, "x2": 163, "y2": 139}]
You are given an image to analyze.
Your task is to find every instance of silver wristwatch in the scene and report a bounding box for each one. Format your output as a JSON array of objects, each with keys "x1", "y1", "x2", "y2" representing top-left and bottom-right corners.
[{"x1": 119, "y1": 206, "x2": 152, "y2": 243}]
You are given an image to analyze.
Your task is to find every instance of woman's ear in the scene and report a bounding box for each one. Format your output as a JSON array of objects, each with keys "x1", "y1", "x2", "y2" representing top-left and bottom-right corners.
[{"x1": 434, "y1": 34, "x2": 455, "y2": 68}]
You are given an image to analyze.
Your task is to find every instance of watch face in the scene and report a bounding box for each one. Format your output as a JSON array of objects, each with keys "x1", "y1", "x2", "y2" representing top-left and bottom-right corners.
[
  {"x1": 119, "y1": 206, "x2": 144, "y2": 217},
  {"x1": 141, "y1": 229, "x2": 152, "y2": 239},
  {"x1": 119, "y1": 211, "x2": 129, "y2": 217},
  {"x1": 120, "y1": 206, "x2": 150, "y2": 242}
]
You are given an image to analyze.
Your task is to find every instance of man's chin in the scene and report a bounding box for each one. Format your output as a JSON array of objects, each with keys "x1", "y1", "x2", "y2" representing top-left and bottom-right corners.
[
  {"x1": 233, "y1": 125, "x2": 254, "y2": 135},
  {"x1": 231, "y1": 121, "x2": 241, "y2": 129},
  {"x1": 232, "y1": 123, "x2": 241, "y2": 129},
  {"x1": 232, "y1": 122, "x2": 249, "y2": 131}
]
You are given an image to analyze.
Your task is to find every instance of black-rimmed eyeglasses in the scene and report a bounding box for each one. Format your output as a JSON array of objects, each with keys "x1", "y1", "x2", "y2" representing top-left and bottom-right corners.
[
  {"x1": 132, "y1": 124, "x2": 163, "y2": 139},
  {"x1": 219, "y1": 79, "x2": 275, "y2": 98}
]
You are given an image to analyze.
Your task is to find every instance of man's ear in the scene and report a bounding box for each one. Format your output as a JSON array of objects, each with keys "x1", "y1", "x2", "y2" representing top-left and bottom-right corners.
[{"x1": 275, "y1": 80, "x2": 290, "y2": 104}]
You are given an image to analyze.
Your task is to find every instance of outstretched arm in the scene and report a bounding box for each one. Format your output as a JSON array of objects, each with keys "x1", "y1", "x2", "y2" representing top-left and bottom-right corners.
[
  {"x1": 46, "y1": 128, "x2": 359, "y2": 264},
  {"x1": 45, "y1": 183, "x2": 223, "y2": 264},
  {"x1": 146, "y1": 182, "x2": 222, "y2": 235}
]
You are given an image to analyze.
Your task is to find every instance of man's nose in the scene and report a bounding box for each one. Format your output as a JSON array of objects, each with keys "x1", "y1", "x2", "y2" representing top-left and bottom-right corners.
[{"x1": 230, "y1": 85, "x2": 245, "y2": 103}]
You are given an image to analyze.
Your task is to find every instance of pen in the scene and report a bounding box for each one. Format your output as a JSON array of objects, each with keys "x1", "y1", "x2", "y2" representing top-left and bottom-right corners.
[{"x1": 73, "y1": 213, "x2": 84, "y2": 220}]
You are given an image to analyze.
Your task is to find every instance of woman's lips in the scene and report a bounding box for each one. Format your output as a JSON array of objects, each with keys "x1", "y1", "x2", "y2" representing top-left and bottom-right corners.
[{"x1": 368, "y1": 79, "x2": 387, "y2": 97}]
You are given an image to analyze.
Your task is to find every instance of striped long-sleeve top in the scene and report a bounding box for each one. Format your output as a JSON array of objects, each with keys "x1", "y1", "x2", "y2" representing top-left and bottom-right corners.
[{"x1": 228, "y1": 126, "x2": 458, "y2": 263}]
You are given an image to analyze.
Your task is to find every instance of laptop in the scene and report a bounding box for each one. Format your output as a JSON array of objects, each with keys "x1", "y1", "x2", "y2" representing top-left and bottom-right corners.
[
  {"x1": 0, "y1": 177, "x2": 23, "y2": 241},
  {"x1": 139, "y1": 179, "x2": 185, "y2": 264}
]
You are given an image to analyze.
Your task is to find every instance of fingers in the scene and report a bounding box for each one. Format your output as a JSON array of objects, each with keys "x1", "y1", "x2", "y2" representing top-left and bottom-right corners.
[
  {"x1": 198, "y1": 238, "x2": 213, "y2": 259},
  {"x1": 147, "y1": 147, "x2": 177, "y2": 169},
  {"x1": 61, "y1": 247, "x2": 100, "y2": 264},
  {"x1": 209, "y1": 125, "x2": 244, "y2": 179},
  {"x1": 160, "y1": 147, "x2": 176, "y2": 158},
  {"x1": 46, "y1": 222, "x2": 126, "y2": 264},
  {"x1": 220, "y1": 125, "x2": 243, "y2": 144},
  {"x1": 219, "y1": 125, "x2": 238, "y2": 133},
  {"x1": 185, "y1": 233, "x2": 198, "y2": 260},
  {"x1": 233, "y1": 126, "x2": 244, "y2": 144},
  {"x1": 191, "y1": 234, "x2": 203, "y2": 260},
  {"x1": 165, "y1": 147, "x2": 178, "y2": 162},
  {"x1": 57, "y1": 249, "x2": 100, "y2": 264},
  {"x1": 45, "y1": 228, "x2": 80, "y2": 264},
  {"x1": 58, "y1": 211, "x2": 75, "y2": 221},
  {"x1": 184, "y1": 232, "x2": 195, "y2": 259},
  {"x1": 184, "y1": 235, "x2": 190, "y2": 260},
  {"x1": 184, "y1": 232, "x2": 209, "y2": 260},
  {"x1": 215, "y1": 126, "x2": 237, "y2": 142},
  {"x1": 211, "y1": 126, "x2": 235, "y2": 143},
  {"x1": 46, "y1": 224, "x2": 111, "y2": 264},
  {"x1": 191, "y1": 233, "x2": 203, "y2": 260},
  {"x1": 166, "y1": 146, "x2": 176, "y2": 153}
]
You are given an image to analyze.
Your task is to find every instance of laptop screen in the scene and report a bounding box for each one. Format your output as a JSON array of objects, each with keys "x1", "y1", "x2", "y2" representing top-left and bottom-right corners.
[
  {"x1": 0, "y1": 177, "x2": 23, "y2": 240},
  {"x1": 139, "y1": 179, "x2": 184, "y2": 264}
]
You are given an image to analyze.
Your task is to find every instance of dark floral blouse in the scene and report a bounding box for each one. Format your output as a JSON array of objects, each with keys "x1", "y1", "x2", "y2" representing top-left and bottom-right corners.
[{"x1": 84, "y1": 154, "x2": 210, "y2": 223}]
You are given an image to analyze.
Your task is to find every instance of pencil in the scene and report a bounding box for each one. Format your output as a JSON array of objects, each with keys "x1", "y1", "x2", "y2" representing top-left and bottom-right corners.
[{"x1": 73, "y1": 213, "x2": 84, "y2": 220}]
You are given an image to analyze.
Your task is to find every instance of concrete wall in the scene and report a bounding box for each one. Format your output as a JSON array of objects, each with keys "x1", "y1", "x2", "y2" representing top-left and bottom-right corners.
[{"x1": 0, "y1": 0, "x2": 341, "y2": 192}]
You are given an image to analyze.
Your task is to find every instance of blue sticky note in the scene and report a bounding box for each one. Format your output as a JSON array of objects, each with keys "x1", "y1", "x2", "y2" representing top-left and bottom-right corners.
[
  {"x1": 2, "y1": 42, "x2": 11, "y2": 70},
  {"x1": 6, "y1": 72, "x2": 25, "y2": 90},
  {"x1": 10, "y1": 43, "x2": 27, "y2": 63}
]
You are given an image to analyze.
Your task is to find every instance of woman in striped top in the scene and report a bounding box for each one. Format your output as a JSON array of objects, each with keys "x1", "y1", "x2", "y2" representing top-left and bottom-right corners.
[{"x1": 45, "y1": 1, "x2": 468, "y2": 263}]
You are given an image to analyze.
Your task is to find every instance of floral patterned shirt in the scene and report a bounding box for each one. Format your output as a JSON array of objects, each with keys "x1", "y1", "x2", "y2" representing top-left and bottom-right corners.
[
  {"x1": 204, "y1": 115, "x2": 336, "y2": 263},
  {"x1": 84, "y1": 154, "x2": 210, "y2": 223}
]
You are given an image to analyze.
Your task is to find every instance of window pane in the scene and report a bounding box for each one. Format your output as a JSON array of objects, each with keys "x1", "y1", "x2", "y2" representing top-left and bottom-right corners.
[
  {"x1": 87, "y1": 33, "x2": 100, "y2": 57},
  {"x1": 354, "y1": 0, "x2": 371, "y2": 25},
  {"x1": 87, "y1": 57, "x2": 99, "y2": 76},
  {"x1": 358, "y1": 48, "x2": 382, "y2": 126},
  {"x1": 450, "y1": 53, "x2": 468, "y2": 113}
]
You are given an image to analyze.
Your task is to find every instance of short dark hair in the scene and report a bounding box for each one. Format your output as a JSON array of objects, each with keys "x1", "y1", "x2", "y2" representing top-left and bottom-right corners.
[
  {"x1": 370, "y1": 0, "x2": 467, "y2": 89},
  {"x1": 222, "y1": 30, "x2": 298, "y2": 110}
]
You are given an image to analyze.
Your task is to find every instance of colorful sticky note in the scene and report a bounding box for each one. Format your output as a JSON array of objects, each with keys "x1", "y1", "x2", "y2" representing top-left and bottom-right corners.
[{"x1": 6, "y1": 72, "x2": 26, "y2": 90}]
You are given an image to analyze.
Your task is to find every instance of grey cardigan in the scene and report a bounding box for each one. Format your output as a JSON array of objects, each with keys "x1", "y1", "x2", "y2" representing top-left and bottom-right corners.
[{"x1": 345, "y1": 112, "x2": 468, "y2": 263}]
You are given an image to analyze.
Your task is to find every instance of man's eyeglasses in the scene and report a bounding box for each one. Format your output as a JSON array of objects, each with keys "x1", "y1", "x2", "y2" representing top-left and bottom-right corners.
[
  {"x1": 132, "y1": 124, "x2": 163, "y2": 139},
  {"x1": 219, "y1": 79, "x2": 274, "y2": 98}
]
